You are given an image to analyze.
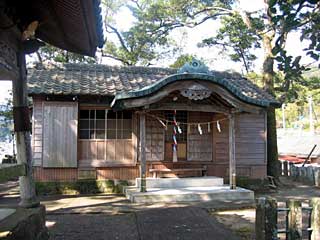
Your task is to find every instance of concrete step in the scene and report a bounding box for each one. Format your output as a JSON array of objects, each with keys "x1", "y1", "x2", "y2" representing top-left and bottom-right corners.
[
  {"x1": 125, "y1": 186, "x2": 254, "y2": 203},
  {"x1": 135, "y1": 177, "x2": 224, "y2": 189}
]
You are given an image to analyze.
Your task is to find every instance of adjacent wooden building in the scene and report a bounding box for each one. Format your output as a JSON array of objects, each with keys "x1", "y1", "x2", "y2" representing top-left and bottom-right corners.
[
  {"x1": 0, "y1": 0, "x2": 104, "y2": 206},
  {"x1": 28, "y1": 61, "x2": 280, "y2": 186}
]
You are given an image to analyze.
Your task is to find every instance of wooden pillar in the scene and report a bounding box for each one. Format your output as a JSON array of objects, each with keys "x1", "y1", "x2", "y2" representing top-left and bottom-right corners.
[
  {"x1": 13, "y1": 52, "x2": 39, "y2": 207},
  {"x1": 256, "y1": 197, "x2": 278, "y2": 240},
  {"x1": 139, "y1": 112, "x2": 146, "y2": 192},
  {"x1": 229, "y1": 113, "x2": 236, "y2": 189},
  {"x1": 287, "y1": 199, "x2": 302, "y2": 240},
  {"x1": 311, "y1": 198, "x2": 320, "y2": 240}
]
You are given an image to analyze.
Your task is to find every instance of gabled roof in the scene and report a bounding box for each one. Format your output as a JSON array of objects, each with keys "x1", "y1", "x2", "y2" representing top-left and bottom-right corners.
[{"x1": 27, "y1": 63, "x2": 280, "y2": 107}]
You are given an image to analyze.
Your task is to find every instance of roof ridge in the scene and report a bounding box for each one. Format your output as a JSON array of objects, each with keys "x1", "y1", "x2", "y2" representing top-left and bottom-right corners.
[{"x1": 28, "y1": 62, "x2": 178, "y2": 73}]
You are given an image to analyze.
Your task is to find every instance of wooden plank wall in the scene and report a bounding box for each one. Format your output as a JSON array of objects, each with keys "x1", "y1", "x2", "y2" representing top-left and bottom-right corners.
[
  {"x1": 78, "y1": 139, "x2": 134, "y2": 167},
  {"x1": 235, "y1": 113, "x2": 266, "y2": 165},
  {"x1": 212, "y1": 113, "x2": 229, "y2": 163},
  {"x1": 187, "y1": 112, "x2": 213, "y2": 161},
  {"x1": 78, "y1": 113, "x2": 138, "y2": 168},
  {"x1": 42, "y1": 102, "x2": 78, "y2": 168},
  {"x1": 33, "y1": 167, "x2": 78, "y2": 182},
  {"x1": 32, "y1": 98, "x2": 43, "y2": 166},
  {"x1": 145, "y1": 115, "x2": 165, "y2": 161}
]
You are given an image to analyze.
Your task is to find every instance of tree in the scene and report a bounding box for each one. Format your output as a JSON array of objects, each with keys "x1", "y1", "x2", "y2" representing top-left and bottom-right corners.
[
  {"x1": 102, "y1": 0, "x2": 235, "y2": 66},
  {"x1": 199, "y1": 14, "x2": 261, "y2": 73},
  {"x1": 200, "y1": 0, "x2": 319, "y2": 178},
  {"x1": 35, "y1": 44, "x2": 97, "y2": 64},
  {"x1": 170, "y1": 54, "x2": 195, "y2": 68},
  {"x1": 0, "y1": 91, "x2": 13, "y2": 142},
  {"x1": 241, "y1": 0, "x2": 320, "y2": 178}
]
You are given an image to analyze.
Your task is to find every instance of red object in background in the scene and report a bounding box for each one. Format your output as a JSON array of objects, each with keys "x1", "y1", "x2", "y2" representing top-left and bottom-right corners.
[{"x1": 279, "y1": 155, "x2": 305, "y2": 164}]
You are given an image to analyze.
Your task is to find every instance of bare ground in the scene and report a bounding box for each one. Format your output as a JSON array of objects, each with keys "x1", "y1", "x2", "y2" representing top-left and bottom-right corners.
[
  {"x1": 1, "y1": 177, "x2": 319, "y2": 240},
  {"x1": 212, "y1": 177, "x2": 320, "y2": 240}
]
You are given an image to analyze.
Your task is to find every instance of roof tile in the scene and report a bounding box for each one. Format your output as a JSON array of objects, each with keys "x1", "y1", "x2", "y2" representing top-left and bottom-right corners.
[{"x1": 27, "y1": 63, "x2": 279, "y2": 107}]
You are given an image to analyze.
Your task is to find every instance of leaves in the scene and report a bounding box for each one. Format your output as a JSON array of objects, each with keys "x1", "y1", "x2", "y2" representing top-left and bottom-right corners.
[
  {"x1": 35, "y1": 44, "x2": 97, "y2": 64},
  {"x1": 199, "y1": 14, "x2": 261, "y2": 73},
  {"x1": 102, "y1": 0, "x2": 234, "y2": 66}
]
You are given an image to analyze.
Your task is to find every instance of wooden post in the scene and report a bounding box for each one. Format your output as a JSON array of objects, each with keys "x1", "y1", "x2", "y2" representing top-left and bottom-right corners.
[
  {"x1": 311, "y1": 198, "x2": 320, "y2": 240},
  {"x1": 229, "y1": 113, "x2": 236, "y2": 189},
  {"x1": 283, "y1": 161, "x2": 288, "y2": 176},
  {"x1": 287, "y1": 200, "x2": 302, "y2": 240},
  {"x1": 256, "y1": 197, "x2": 278, "y2": 240},
  {"x1": 13, "y1": 52, "x2": 39, "y2": 207},
  {"x1": 314, "y1": 168, "x2": 320, "y2": 187},
  {"x1": 139, "y1": 112, "x2": 146, "y2": 192},
  {"x1": 256, "y1": 198, "x2": 267, "y2": 240}
]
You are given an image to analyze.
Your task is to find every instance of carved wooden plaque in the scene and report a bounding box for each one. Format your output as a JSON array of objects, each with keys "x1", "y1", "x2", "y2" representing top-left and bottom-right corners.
[{"x1": 180, "y1": 83, "x2": 212, "y2": 100}]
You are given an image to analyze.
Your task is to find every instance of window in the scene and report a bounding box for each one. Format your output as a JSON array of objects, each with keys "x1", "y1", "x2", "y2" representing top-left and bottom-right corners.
[
  {"x1": 79, "y1": 109, "x2": 132, "y2": 140},
  {"x1": 164, "y1": 111, "x2": 188, "y2": 142}
]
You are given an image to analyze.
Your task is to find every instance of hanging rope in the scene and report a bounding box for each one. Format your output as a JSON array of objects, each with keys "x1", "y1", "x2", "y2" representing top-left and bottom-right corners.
[
  {"x1": 172, "y1": 110, "x2": 178, "y2": 155},
  {"x1": 145, "y1": 112, "x2": 228, "y2": 125}
]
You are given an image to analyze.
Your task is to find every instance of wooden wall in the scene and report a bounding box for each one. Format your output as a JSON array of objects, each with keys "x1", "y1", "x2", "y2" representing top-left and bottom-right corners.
[
  {"x1": 42, "y1": 102, "x2": 78, "y2": 168},
  {"x1": 33, "y1": 167, "x2": 78, "y2": 182},
  {"x1": 77, "y1": 113, "x2": 138, "y2": 168},
  {"x1": 32, "y1": 98, "x2": 267, "y2": 181},
  {"x1": 32, "y1": 98, "x2": 43, "y2": 166},
  {"x1": 146, "y1": 115, "x2": 165, "y2": 161},
  {"x1": 78, "y1": 139, "x2": 134, "y2": 167},
  {"x1": 235, "y1": 113, "x2": 267, "y2": 165},
  {"x1": 188, "y1": 112, "x2": 213, "y2": 161}
]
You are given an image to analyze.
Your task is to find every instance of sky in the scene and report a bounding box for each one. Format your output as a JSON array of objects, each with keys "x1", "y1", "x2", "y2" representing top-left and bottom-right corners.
[{"x1": 0, "y1": 0, "x2": 315, "y2": 104}]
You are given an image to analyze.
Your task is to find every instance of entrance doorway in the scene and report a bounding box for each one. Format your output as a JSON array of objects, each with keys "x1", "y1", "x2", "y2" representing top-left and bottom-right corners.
[{"x1": 164, "y1": 111, "x2": 188, "y2": 161}]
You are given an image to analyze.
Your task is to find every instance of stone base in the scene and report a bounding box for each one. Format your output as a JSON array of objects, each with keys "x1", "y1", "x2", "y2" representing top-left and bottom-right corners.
[
  {"x1": 124, "y1": 185, "x2": 254, "y2": 203},
  {"x1": 0, "y1": 205, "x2": 48, "y2": 240},
  {"x1": 135, "y1": 176, "x2": 224, "y2": 188}
]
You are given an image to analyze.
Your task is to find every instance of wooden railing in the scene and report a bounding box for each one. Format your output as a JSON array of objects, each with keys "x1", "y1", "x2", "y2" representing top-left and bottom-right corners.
[{"x1": 256, "y1": 197, "x2": 320, "y2": 240}]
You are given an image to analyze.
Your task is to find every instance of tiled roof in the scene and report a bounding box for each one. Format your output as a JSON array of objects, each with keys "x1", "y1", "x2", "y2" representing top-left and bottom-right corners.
[{"x1": 27, "y1": 63, "x2": 280, "y2": 107}]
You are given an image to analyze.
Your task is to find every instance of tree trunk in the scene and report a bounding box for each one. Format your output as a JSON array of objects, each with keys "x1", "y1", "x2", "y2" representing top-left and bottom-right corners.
[{"x1": 262, "y1": 34, "x2": 280, "y2": 179}]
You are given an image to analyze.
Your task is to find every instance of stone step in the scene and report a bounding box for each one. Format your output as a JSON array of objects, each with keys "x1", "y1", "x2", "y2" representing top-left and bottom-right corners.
[
  {"x1": 135, "y1": 177, "x2": 224, "y2": 189},
  {"x1": 124, "y1": 186, "x2": 254, "y2": 203}
]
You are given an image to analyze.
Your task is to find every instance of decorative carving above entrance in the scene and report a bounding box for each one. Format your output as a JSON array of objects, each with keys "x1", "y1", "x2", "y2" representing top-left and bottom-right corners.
[{"x1": 180, "y1": 84, "x2": 212, "y2": 100}]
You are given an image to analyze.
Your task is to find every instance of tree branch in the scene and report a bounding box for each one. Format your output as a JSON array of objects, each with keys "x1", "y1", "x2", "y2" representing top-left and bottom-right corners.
[{"x1": 106, "y1": 24, "x2": 130, "y2": 53}]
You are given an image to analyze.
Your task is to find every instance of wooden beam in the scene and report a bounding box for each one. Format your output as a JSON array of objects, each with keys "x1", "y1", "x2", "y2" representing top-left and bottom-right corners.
[
  {"x1": 12, "y1": 52, "x2": 39, "y2": 207},
  {"x1": 229, "y1": 113, "x2": 236, "y2": 189},
  {"x1": 149, "y1": 103, "x2": 231, "y2": 113},
  {"x1": 139, "y1": 112, "x2": 147, "y2": 192}
]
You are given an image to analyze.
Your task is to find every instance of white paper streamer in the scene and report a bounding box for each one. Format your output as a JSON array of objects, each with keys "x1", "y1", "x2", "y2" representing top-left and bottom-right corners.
[
  {"x1": 177, "y1": 124, "x2": 182, "y2": 134},
  {"x1": 198, "y1": 124, "x2": 203, "y2": 135},
  {"x1": 208, "y1": 123, "x2": 211, "y2": 133},
  {"x1": 158, "y1": 119, "x2": 168, "y2": 130},
  {"x1": 216, "y1": 121, "x2": 221, "y2": 133}
]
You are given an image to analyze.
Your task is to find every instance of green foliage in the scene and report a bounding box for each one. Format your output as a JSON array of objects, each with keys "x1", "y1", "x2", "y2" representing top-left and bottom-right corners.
[
  {"x1": 199, "y1": 14, "x2": 261, "y2": 73},
  {"x1": 102, "y1": 0, "x2": 234, "y2": 66},
  {"x1": 170, "y1": 54, "x2": 195, "y2": 68},
  {"x1": 269, "y1": 0, "x2": 320, "y2": 96},
  {"x1": 36, "y1": 44, "x2": 97, "y2": 64},
  {"x1": 0, "y1": 90, "x2": 13, "y2": 142},
  {"x1": 35, "y1": 179, "x2": 129, "y2": 195}
]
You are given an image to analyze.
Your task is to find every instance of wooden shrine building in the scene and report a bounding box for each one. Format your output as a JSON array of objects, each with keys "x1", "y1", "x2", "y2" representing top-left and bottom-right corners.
[{"x1": 28, "y1": 60, "x2": 280, "y2": 189}]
